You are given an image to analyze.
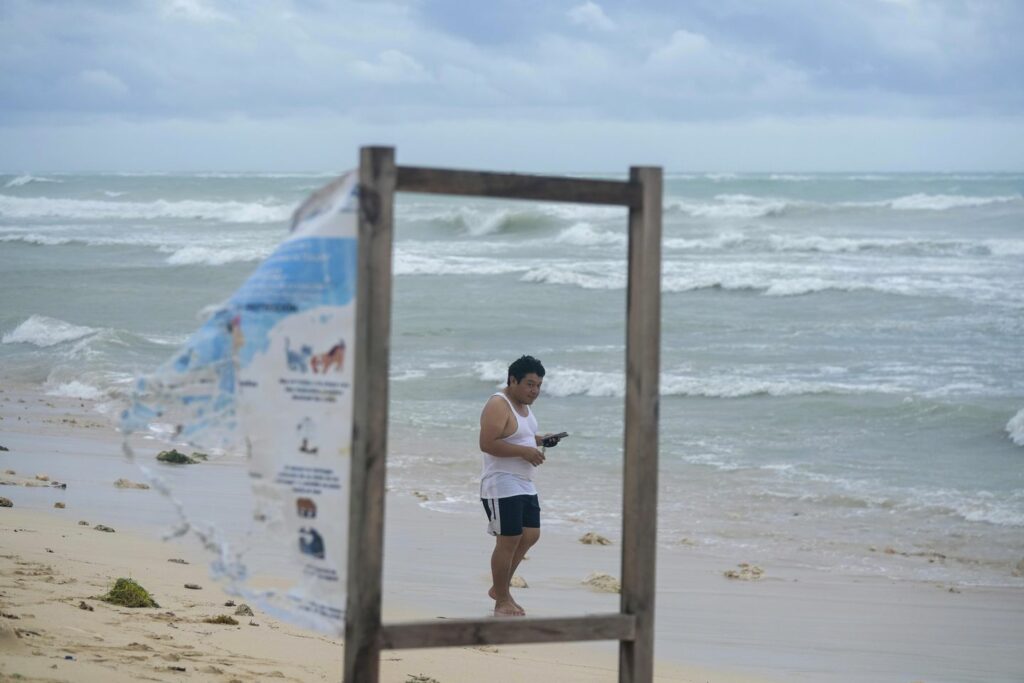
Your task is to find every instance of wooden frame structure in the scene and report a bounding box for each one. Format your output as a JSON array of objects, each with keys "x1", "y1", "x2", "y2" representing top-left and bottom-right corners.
[{"x1": 346, "y1": 146, "x2": 662, "y2": 682}]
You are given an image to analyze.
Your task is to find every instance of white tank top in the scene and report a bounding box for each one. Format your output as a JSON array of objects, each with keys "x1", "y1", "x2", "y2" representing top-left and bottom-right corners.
[{"x1": 480, "y1": 392, "x2": 539, "y2": 499}]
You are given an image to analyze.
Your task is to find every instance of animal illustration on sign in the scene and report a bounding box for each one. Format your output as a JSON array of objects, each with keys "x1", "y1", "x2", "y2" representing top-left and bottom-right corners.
[
  {"x1": 285, "y1": 338, "x2": 312, "y2": 372},
  {"x1": 299, "y1": 527, "x2": 325, "y2": 559},
  {"x1": 296, "y1": 497, "x2": 317, "y2": 519},
  {"x1": 311, "y1": 340, "x2": 345, "y2": 374}
]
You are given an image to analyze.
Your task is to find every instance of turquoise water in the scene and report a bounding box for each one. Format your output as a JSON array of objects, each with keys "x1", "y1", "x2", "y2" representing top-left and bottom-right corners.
[{"x1": 2, "y1": 170, "x2": 1022, "y2": 586}]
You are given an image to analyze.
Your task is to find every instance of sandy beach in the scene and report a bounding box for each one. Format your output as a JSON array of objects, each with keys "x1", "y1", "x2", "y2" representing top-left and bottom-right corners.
[{"x1": 2, "y1": 387, "x2": 1023, "y2": 682}]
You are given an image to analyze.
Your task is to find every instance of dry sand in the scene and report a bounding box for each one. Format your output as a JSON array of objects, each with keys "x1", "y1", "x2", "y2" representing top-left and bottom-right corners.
[{"x1": 0, "y1": 508, "x2": 747, "y2": 683}]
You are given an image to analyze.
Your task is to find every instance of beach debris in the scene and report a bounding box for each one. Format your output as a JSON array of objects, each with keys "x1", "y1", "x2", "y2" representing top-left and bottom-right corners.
[
  {"x1": 94, "y1": 524, "x2": 116, "y2": 533},
  {"x1": 156, "y1": 449, "x2": 201, "y2": 465},
  {"x1": 114, "y1": 478, "x2": 150, "y2": 490},
  {"x1": 0, "y1": 619, "x2": 21, "y2": 642},
  {"x1": 54, "y1": 502, "x2": 65, "y2": 509},
  {"x1": 78, "y1": 520, "x2": 89, "y2": 526},
  {"x1": 101, "y1": 578, "x2": 159, "y2": 608},
  {"x1": 581, "y1": 571, "x2": 621, "y2": 593},
  {"x1": 0, "y1": 497, "x2": 12, "y2": 508},
  {"x1": 678, "y1": 537, "x2": 697, "y2": 546},
  {"x1": 578, "y1": 532, "x2": 612, "y2": 545},
  {"x1": 249, "y1": 620, "x2": 259, "y2": 626},
  {"x1": 4, "y1": 469, "x2": 14, "y2": 475},
  {"x1": 78, "y1": 601, "x2": 94, "y2": 611},
  {"x1": 168, "y1": 665, "x2": 187, "y2": 672},
  {"x1": 50, "y1": 481, "x2": 67, "y2": 489},
  {"x1": 45, "y1": 547, "x2": 54, "y2": 552},
  {"x1": 0, "y1": 445, "x2": 8, "y2": 451},
  {"x1": 184, "y1": 583, "x2": 202, "y2": 590},
  {"x1": 167, "y1": 558, "x2": 189, "y2": 564},
  {"x1": 234, "y1": 604, "x2": 254, "y2": 616},
  {"x1": 724, "y1": 563, "x2": 764, "y2": 581},
  {"x1": 64, "y1": 655, "x2": 76, "y2": 661},
  {"x1": 406, "y1": 675, "x2": 441, "y2": 683},
  {"x1": 1013, "y1": 559, "x2": 1024, "y2": 577},
  {"x1": 509, "y1": 575, "x2": 528, "y2": 589},
  {"x1": 224, "y1": 600, "x2": 236, "y2": 607},
  {"x1": 34, "y1": 474, "x2": 49, "y2": 482},
  {"x1": 203, "y1": 614, "x2": 239, "y2": 625},
  {"x1": 412, "y1": 490, "x2": 429, "y2": 501}
]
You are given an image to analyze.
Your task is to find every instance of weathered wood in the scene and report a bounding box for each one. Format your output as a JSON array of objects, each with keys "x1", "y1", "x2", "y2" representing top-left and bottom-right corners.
[
  {"x1": 397, "y1": 165, "x2": 641, "y2": 207},
  {"x1": 619, "y1": 166, "x2": 662, "y2": 683},
  {"x1": 380, "y1": 614, "x2": 636, "y2": 650},
  {"x1": 344, "y1": 146, "x2": 397, "y2": 683},
  {"x1": 342, "y1": 150, "x2": 663, "y2": 683}
]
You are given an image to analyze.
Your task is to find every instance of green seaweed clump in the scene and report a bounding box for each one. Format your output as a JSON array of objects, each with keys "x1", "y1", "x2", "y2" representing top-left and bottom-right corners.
[
  {"x1": 101, "y1": 578, "x2": 159, "y2": 608},
  {"x1": 156, "y1": 449, "x2": 198, "y2": 465},
  {"x1": 203, "y1": 614, "x2": 239, "y2": 625}
]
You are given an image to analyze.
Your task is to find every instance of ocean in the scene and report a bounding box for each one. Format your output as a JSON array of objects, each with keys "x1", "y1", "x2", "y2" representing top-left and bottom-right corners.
[{"x1": 2, "y1": 170, "x2": 1022, "y2": 588}]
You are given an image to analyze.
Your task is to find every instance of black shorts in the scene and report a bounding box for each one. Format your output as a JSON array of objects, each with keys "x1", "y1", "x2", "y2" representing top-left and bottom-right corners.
[{"x1": 481, "y1": 494, "x2": 540, "y2": 536}]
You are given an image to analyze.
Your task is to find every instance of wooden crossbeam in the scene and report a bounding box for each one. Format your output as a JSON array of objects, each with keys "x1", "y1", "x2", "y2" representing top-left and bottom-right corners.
[
  {"x1": 397, "y1": 166, "x2": 641, "y2": 207},
  {"x1": 380, "y1": 614, "x2": 636, "y2": 650}
]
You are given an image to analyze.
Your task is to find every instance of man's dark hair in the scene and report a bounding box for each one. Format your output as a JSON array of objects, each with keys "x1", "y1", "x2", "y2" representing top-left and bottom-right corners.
[{"x1": 507, "y1": 355, "x2": 545, "y2": 385}]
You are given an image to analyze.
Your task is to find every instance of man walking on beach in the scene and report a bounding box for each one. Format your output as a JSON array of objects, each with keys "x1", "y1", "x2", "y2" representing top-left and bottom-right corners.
[{"x1": 479, "y1": 355, "x2": 564, "y2": 617}]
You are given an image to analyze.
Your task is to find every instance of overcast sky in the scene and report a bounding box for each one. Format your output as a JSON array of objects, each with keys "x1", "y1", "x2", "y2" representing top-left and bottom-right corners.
[{"x1": 2, "y1": 0, "x2": 1022, "y2": 171}]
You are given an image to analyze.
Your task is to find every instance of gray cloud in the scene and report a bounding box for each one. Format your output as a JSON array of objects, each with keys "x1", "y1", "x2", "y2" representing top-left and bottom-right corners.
[{"x1": 0, "y1": 0, "x2": 1021, "y2": 169}]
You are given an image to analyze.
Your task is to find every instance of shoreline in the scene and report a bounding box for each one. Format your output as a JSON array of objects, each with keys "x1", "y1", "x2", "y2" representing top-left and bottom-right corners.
[{"x1": 2, "y1": 386, "x2": 1023, "y2": 681}]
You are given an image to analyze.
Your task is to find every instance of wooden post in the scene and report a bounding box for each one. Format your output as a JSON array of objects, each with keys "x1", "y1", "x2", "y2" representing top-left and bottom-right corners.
[
  {"x1": 619, "y1": 166, "x2": 662, "y2": 683},
  {"x1": 344, "y1": 146, "x2": 397, "y2": 682}
]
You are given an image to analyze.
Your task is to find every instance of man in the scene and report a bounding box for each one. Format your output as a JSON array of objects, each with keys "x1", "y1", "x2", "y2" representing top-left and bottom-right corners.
[{"x1": 479, "y1": 355, "x2": 565, "y2": 617}]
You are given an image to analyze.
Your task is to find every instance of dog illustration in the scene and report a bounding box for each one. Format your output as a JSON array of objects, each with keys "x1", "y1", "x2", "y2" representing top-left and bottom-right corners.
[
  {"x1": 296, "y1": 497, "x2": 317, "y2": 519},
  {"x1": 285, "y1": 337, "x2": 312, "y2": 372},
  {"x1": 299, "y1": 527, "x2": 325, "y2": 559},
  {"x1": 311, "y1": 340, "x2": 346, "y2": 374}
]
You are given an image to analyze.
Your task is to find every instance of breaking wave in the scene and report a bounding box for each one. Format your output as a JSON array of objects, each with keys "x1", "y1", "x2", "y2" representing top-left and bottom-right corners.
[
  {"x1": 5, "y1": 174, "x2": 62, "y2": 188},
  {"x1": 663, "y1": 233, "x2": 1024, "y2": 257},
  {"x1": 0, "y1": 195, "x2": 292, "y2": 223},
  {"x1": 162, "y1": 245, "x2": 273, "y2": 266},
  {"x1": 2, "y1": 315, "x2": 98, "y2": 347},
  {"x1": 472, "y1": 361, "x2": 899, "y2": 399},
  {"x1": 1007, "y1": 409, "x2": 1024, "y2": 447},
  {"x1": 402, "y1": 202, "x2": 622, "y2": 236},
  {"x1": 664, "y1": 192, "x2": 1021, "y2": 220}
]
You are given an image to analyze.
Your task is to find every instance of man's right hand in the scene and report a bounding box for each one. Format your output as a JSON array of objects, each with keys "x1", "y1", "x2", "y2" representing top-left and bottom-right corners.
[{"x1": 522, "y1": 448, "x2": 545, "y2": 467}]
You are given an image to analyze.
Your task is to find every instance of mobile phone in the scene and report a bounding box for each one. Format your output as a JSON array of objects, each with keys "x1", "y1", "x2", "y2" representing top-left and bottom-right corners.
[{"x1": 549, "y1": 432, "x2": 569, "y2": 439}]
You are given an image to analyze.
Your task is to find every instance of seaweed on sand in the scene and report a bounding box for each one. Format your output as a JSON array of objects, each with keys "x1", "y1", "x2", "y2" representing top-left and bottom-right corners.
[{"x1": 101, "y1": 578, "x2": 159, "y2": 608}]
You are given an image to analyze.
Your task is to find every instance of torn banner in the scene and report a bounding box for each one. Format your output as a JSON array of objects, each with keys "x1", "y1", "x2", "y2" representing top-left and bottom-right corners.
[{"x1": 121, "y1": 172, "x2": 358, "y2": 634}]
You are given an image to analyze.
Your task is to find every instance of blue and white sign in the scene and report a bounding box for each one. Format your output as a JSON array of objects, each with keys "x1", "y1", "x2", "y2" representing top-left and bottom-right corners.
[{"x1": 121, "y1": 172, "x2": 358, "y2": 634}]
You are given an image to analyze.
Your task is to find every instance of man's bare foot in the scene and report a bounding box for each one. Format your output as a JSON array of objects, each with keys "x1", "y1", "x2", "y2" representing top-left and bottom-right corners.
[
  {"x1": 493, "y1": 599, "x2": 524, "y2": 617},
  {"x1": 489, "y1": 586, "x2": 524, "y2": 613}
]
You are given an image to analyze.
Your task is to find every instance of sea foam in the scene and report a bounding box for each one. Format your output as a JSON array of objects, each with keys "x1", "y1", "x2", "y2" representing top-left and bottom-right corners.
[
  {"x1": 2, "y1": 315, "x2": 98, "y2": 347},
  {"x1": 1007, "y1": 409, "x2": 1024, "y2": 447},
  {"x1": 45, "y1": 380, "x2": 105, "y2": 400},
  {"x1": 472, "y1": 361, "x2": 895, "y2": 399},
  {"x1": 163, "y1": 245, "x2": 273, "y2": 266},
  {"x1": 0, "y1": 195, "x2": 292, "y2": 223}
]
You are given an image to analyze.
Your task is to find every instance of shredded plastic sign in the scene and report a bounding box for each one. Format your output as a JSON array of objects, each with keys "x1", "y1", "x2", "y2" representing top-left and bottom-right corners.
[{"x1": 121, "y1": 172, "x2": 358, "y2": 634}]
